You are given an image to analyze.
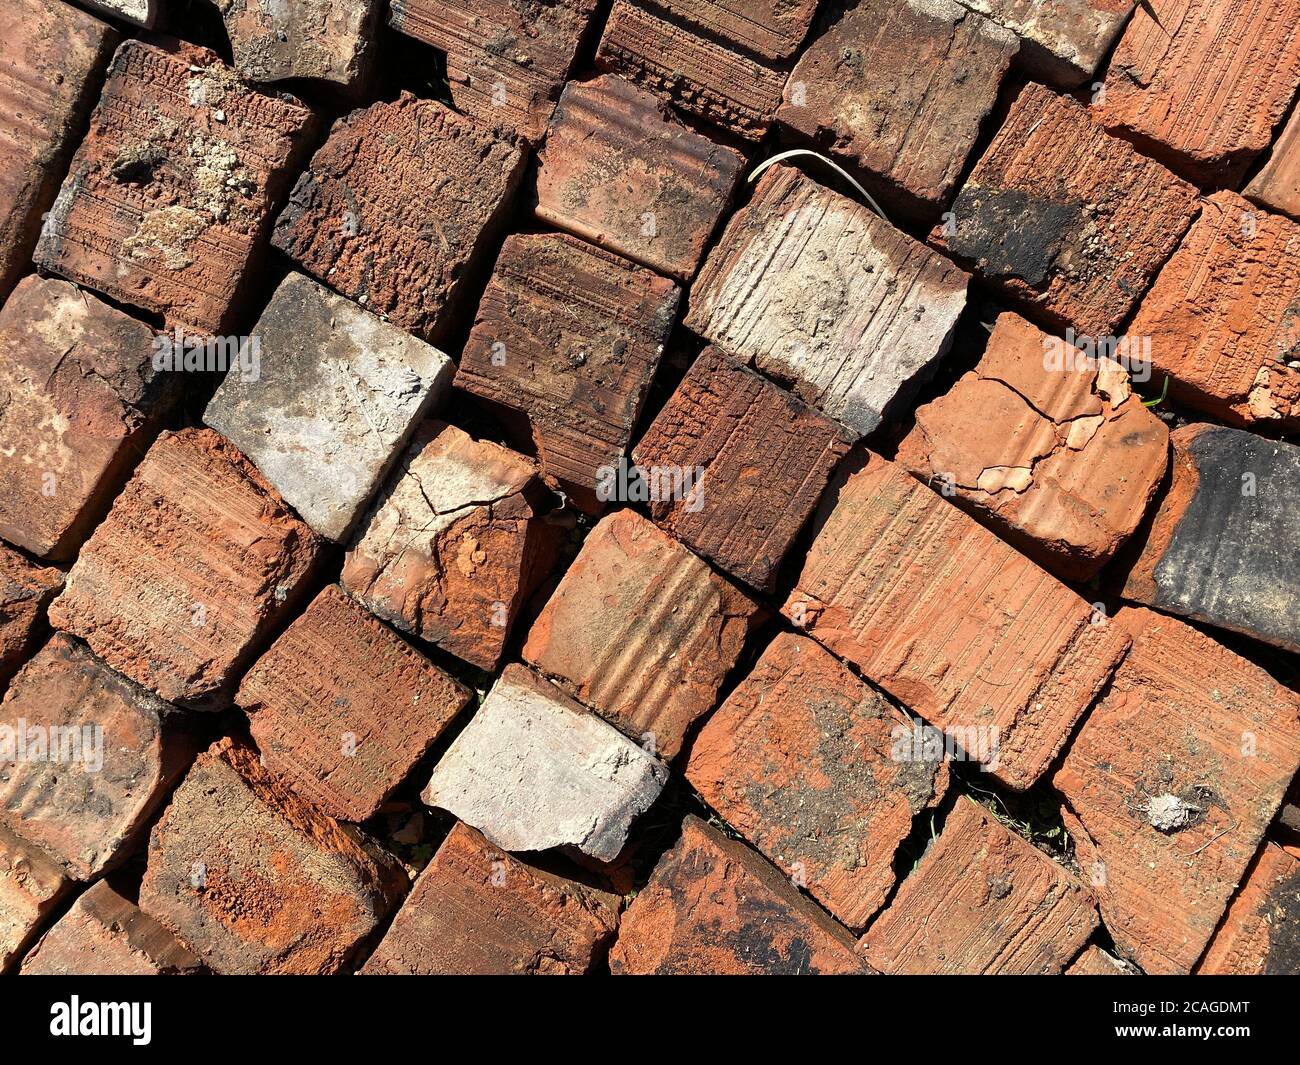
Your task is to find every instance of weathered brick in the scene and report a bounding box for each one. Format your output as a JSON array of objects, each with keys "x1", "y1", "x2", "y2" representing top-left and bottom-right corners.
[
  {"x1": 1066, "y1": 945, "x2": 1136, "y2": 975},
  {"x1": 595, "y1": 1, "x2": 787, "y2": 141},
  {"x1": 535, "y1": 75, "x2": 745, "y2": 282},
  {"x1": 342, "y1": 421, "x2": 558, "y2": 671},
  {"x1": 646, "y1": 0, "x2": 818, "y2": 61},
  {"x1": 609, "y1": 815, "x2": 869, "y2": 974},
  {"x1": 1116, "y1": 425, "x2": 1300, "y2": 653},
  {"x1": 686, "y1": 633, "x2": 948, "y2": 930},
  {"x1": 204, "y1": 272, "x2": 455, "y2": 542},
  {"x1": 34, "y1": 40, "x2": 314, "y2": 336},
  {"x1": 1053, "y1": 607, "x2": 1300, "y2": 974},
  {"x1": 777, "y1": 0, "x2": 1017, "y2": 218},
  {"x1": 1099, "y1": 0, "x2": 1300, "y2": 186},
  {"x1": 455, "y1": 232, "x2": 679, "y2": 508},
  {"x1": 0, "y1": 633, "x2": 192, "y2": 880},
  {"x1": 0, "y1": 276, "x2": 173, "y2": 560},
  {"x1": 361, "y1": 822, "x2": 620, "y2": 974},
  {"x1": 687, "y1": 164, "x2": 968, "y2": 437},
  {"x1": 1246, "y1": 105, "x2": 1300, "y2": 221},
  {"x1": 0, "y1": 545, "x2": 62, "y2": 691},
  {"x1": 1198, "y1": 843, "x2": 1300, "y2": 975},
  {"x1": 941, "y1": 82, "x2": 1199, "y2": 337},
  {"x1": 139, "y1": 738, "x2": 407, "y2": 974},
  {"x1": 631, "y1": 346, "x2": 853, "y2": 592},
  {"x1": 523, "y1": 510, "x2": 760, "y2": 759},
  {"x1": 421, "y1": 664, "x2": 668, "y2": 861},
  {"x1": 273, "y1": 95, "x2": 524, "y2": 344},
  {"x1": 783, "y1": 452, "x2": 1130, "y2": 790},
  {"x1": 19, "y1": 880, "x2": 202, "y2": 975},
  {"x1": 0, "y1": 0, "x2": 116, "y2": 301},
  {"x1": 895, "y1": 311, "x2": 1168, "y2": 581},
  {"x1": 238, "y1": 585, "x2": 472, "y2": 822},
  {"x1": 861, "y1": 796, "x2": 1097, "y2": 974},
  {"x1": 79, "y1": 1, "x2": 157, "y2": 27},
  {"x1": 389, "y1": 0, "x2": 598, "y2": 144},
  {"x1": 0, "y1": 823, "x2": 69, "y2": 973},
  {"x1": 48, "y1": 428, "x2": 321, "y2": 709},
  {"x1": 1129, "y1": 192, "x2": 1300, "y2": 429}
]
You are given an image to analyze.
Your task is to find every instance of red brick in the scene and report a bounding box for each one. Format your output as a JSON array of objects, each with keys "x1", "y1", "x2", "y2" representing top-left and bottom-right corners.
[
  {"x1": 609, "y1": 815, "x2": 870, "y2": 974},
  {"x1": 238, "y1": 585, "x2": 472, "y2": 822},
  {"x1": 139, "y1": 738, "x2": 407, "y2": 974},
  {"x1": 342, "y1": 421, "x2": 558, "y2": 671},
  {"x1": 686, "y1": 633, "x2": 948, "y2": 930},
  {"x1": 777, "y1": 0, "x2": 1017, "y2": 218},
  {"x1": 389, "y1": 0, "x2": 599, "y2": 144},
  {"x1": 1246, "y1": 105, "x2": 1300, "y2": 221},
  {"x1": 361, "y1": 822, "x2": 619, "y2": 974},
  {"x1": 523, "y1": 509, "x2": 760, "y2": 760},
  {"x1": 632, "y1": 346, "x2": 853, "y2": 592},
  {"x1": 455, "y1": 232, "x2": 680, "y2": 508},
  {"x1": 1053, "y1": 607, "x2": 1300, "y2": 974},
  {"x1": 1099, "y1": 0, "x2": 1300, "y2": 186},
  {"x1": 0, "y1": 545, "x2": 62, "y2": 691},
  {"x1": 941, "y1": 82, "x2": 1200, "y2": 337},
  {"x1": 895, "y1": 311, "x2": 1168, "y2": 581},
  {"x1": 0, "y1": 0, "x2": 116, "y2": 300},
  {"x1": 861, "y1": 796, "x2": 1098, "y2": 974},
  {"x1": 1066, "y1": 945, "x2": 1136, "y2": 975},
  {"x1": 783, "y1": 452, "x2": 1130, "y2": 790},
  {"x1": 535, "y1": 75, "x2": 745, "y2": 282},
  {"x1": 48, "y1": 428, "x2": 321, "y2": 709},
  {"x1": 273, "y1": 95, "x2": 525, "y2": 344},
  {"x1": 0, "y1": 822, "x2": 69, "y2": 973},
  {"x1": 1198, "y1": 843, "x2": 1300, "y2": 975},
  {"x1": 1129, "y1": 192, "x2": 1300, "y2": 429},
  {"x1": 34, "y1": 40, "x2": 314, "y2": 336},
  {"x1": 647, "y1": 0, "x2": 818, "y2": 61},
  {"x1": 80, "y1": 1, "x2": 156, "y2": 26},
  {"x1": 19, "y1": 880, "x2": 202, "y2": 975}
]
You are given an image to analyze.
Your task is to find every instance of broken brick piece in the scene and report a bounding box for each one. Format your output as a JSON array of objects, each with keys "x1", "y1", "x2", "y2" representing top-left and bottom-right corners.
[
  {"x1": 79, "y1": 1, "x2": 157, "y2": 27},
  {"x1": 686, "y1": 633, "x2": 948, "y2": 930},
  {"x1": 421, "y1": 664, "x2": 668, "y2": 861},
  {"x1": 1246, "y1": 105, "x2": 1300, "y2": 221},
  {"x1": 523, "y1": 509, "x2": 760, "y2": 759},
  {"x1": 955, "y1": 0, "x2": 1133, "y2": 87},
  {"x1": 1099, "y1": 0, "x2": 1300, "y2": 186},
  {"x1": 0, "y1": 0, "x2": 117, "y2": 301},
  {"x1": 0, "y1": 276, "x2": 173, "y2": 560},
  {"x1": 389, "y1": 0, "x2": 598, "y2": 144},
  {"x1": 784, "y1": 452, "x2": 1129, "y2": 790},
  {"x1": 1128, "y1": 191, "x2": 1300, "y2": 429},
  {"x1": 595, "y1": 1, "x2": 787, "y2": 141},
  {"x1": 647, "y1": 0, "x2": 817, "y2": 61},
  {"x1": 342, "y1": 421, "x2": 557, "y2": 672},
  {"x1": 631, "y1": 347, "x2": 853, "y2": 591},
  {"x1": 19, "y1": 880, "x2": 202, "y2": 975},
  {"x1": 1052, "y1": 607, "x2": 1300, "y2": 974},
  {"x1": 777, "y1": 0, "x2": 1017, "y2": 217},
  {"x1": 1116, "y1": 425, "x2": 1300, "y2": 653},
  {"x1": 48, "y1": 428, "x2": 321, "y2": 709},
  {"x1": 535, "y1": 75, "x2": 745, "y2": 282},
  {"x1": 273, "y1": 94, "x2": 524, "y2": 344},
  {"x1": 0, "y1": 633, "x2": 193, "y2": 880},
  {"x1": 361, "y1": 822, "x2": 620, "y2": 974},
  {"x1": 1198, "y1": 843, "x2": 1300, "y2": 975},
  {"x1": 455, "y1": 232, "x2": 680, "y2": 507},
  {"x1": 895, "y1": 311, "x2": 1168, "y2": 581},
  {"x1": 687, "y1": 164, "x2": 968, "y2": 437},
  {"x1": 0, "y1": 822, "x2": 70, "y2": 974},
  {"x1": 1066, "y1": 946, "x2": 1135, "y2": 975},
  {"x1": 0, "y1": 545, "x2": 62, "y2": 690},
  {"x1": 942, "y1": 82, "x2": 1199, "y2": 337},
  {"x1": 610, "y1": 815, "x2": 869, "y2": 974},
  {"x1": 204, "y1": 272, "x2": 455, "y2": 542},
  {"x1": 238, "y1": 585, "x2": 473, "y2": 822},
  {"x1": 139, "y1": 738, "x2": 407, "y2": 974},
  {"x1": 34, "y1": 39, "x2": 315, "y2": 336}
]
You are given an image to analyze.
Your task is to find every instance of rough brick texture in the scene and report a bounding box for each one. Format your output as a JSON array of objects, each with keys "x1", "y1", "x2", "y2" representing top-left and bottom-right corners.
[
  {"x1": 1198, "y1": 844, "x2": 1300, "y2": 975},
  {"x1": 1066, "y1": 945, "x2": 1135, "y2": 975},
  {"x1": 0, "y1": 546, "x2": 62, "y2": 690},
  {"x1": 647, "y1": 0, "x2": 818, "y2": 61},
  {"x1": 80, "y1": 1, "x2": 157, "y2": 27},
  {"x1": 48, "y1": 428, "x2": 321, "y2": 709},
  {"x1": 0, "y1": 823, "x2": 69, "y2": 974},
  {"x1": 1246, "y1": 105, "x2": 1300, "y2": 221},
  {"x1": 955, "y1": 0, "x2": 1134, "y2": 86}
]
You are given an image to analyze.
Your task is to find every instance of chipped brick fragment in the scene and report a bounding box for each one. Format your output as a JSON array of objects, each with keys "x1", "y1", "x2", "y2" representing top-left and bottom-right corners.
[
  {"x1": 1053, "y1": 607, "x2": 1300, "y2": 974},
  {"x1": 523, "y1": 509, "x2": 760, "y2": 759},
  {"x1": 273, "y1": 95, "x2": 525, "y2": 343},
  {"x1": 1198, "y1": 843, "x2": 1300, "y2": 975},
  {"x1": 238, "y1": 585, "x2": 472, "y2": 823},
  {"x1": 1066, "y1": 945, "x2": 1136, "y2": 975},
  {"x1": 342, "y1": 421, "x2": 558, "y2": 672},
  {"x1": 631, "y1": 346, "x2": 853, "y2": 591},
  {"x1": 647, "y1": 0, "x2": 818, "y2": 61},
  {"x1": 0, "y1": 546, "x2": 62, "y2": 691},
  {"x1": 47, "y1": 428, "x2": 321, "y2": 709},
  {"x1": 783, "y1": 452, "x2": 1130, "y2": 790},
  {"x1": 1246, "y1": 105, "x2": 1300, "y2": 221},
  {"x1": 361, "y1": 822, "x2": 620, "y2": 975},
  {"x1": 686, "y1": 633, "x2": 948, "y2": 930},
  {"x1": 861, "y1": 796, "x2": 1098, "y2": 974},
  {"x1": 687, "y1": 164, "x2": 968, "y2": 437},
  {"x1": 80, "y1": 1, "x2": 157, "y2": 27},
  {"x1": 0, "y1": 823, "x2": 69, "y2": 973}
]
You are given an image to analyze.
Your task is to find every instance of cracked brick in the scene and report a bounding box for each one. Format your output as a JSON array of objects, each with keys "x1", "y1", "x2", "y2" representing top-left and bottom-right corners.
[
  {"x1": 0, "y1": 545, "x2": 62, "y2": 691},
  {"x1": 1246, "y1": 105, "x2": 1300, "y2": 221}
]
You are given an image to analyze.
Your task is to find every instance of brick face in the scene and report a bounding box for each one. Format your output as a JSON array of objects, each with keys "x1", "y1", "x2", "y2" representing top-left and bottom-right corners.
[
  {"x1": 0, "y1": 822, "x2": 70, "y2": 973},
  {"x1": 1198, "y1": 843, "x2": 1300, "y2": 975},
  {"x1": 1246, "y1": 105, "x2": 1300, "y2": 221},
  {"x1": 0, "y1": 545, "x2": 63, "y2": 691},
  {"x1": 647, "y1": 0, "x2": 819, "y2": 61}
]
